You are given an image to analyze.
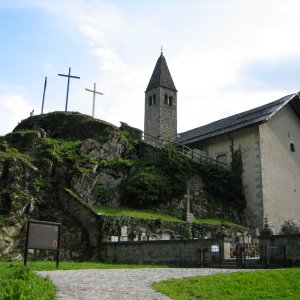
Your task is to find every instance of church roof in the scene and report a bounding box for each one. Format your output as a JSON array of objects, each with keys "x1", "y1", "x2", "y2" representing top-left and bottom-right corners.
[
  {"x1": 175, "y1": 93, "x2": 300, "y2": 145},
  {"x1": 145, "y1": 53, "x2": 177, "y2": 92}
]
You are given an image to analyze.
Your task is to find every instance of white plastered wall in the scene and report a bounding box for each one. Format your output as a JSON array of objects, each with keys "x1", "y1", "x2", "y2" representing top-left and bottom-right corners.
[
  {"x1": 259, "y1": 105, "x2": 300, "y2": 233},
  {"x1": 194, "y1": 126, "x2": 264, "y2": 229}
]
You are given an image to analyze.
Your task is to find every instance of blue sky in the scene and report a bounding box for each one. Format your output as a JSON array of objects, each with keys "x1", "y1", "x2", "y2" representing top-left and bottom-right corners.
[{"x1": 1, "y1": 0, "x2": 300, "y2": 135}]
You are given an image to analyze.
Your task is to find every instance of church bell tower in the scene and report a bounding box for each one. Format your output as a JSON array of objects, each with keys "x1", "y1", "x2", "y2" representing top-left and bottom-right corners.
[{"x1": 144, "y1": 51, "x2": 177, "y2": 143}]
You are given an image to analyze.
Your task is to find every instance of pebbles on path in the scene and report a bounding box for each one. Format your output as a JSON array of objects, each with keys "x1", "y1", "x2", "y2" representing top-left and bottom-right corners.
[{"x1": 37, "y1": 268, "x2": 248, "y2": 300}]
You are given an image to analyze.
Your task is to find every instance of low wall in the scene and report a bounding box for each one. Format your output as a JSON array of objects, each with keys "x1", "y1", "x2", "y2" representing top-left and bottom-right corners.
[
  {"x1": 59, "y1": 188, "x2": 102, "y2": 247},
  {"x1": 260, "y1": 234, "x2": 300, "y2": 266},
  {"x1": 99, "y1": 239, "x2": 220, "y2": 266}
]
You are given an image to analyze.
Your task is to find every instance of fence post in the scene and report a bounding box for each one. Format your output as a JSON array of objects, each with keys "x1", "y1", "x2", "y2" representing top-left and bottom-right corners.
[
  {"x1": 266, "y1": 242, "x2": 269, "y2": 268},
  {"x1": 283, "y1": 244, "x2": 286, "y2": 268}
]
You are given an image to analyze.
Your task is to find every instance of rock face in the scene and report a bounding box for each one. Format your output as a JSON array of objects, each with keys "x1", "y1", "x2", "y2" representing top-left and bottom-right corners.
[
  {"x1": 0, "y1": 112, "x2": 244, "y2": 260},
  {"x1": 0, "y1": 113, "x2": 127, "y2": 259}
]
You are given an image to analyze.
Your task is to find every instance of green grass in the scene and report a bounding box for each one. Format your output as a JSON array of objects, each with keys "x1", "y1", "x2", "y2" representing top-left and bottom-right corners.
[
  {"x1": 94, "y1": 205, "x2": 184, "y2": 222},
  {"x1": 0, "y1": 260, "x2": 166, "y2": 300},
  {"x1": 0, "y1": 260, "x2": 167, "y2": 271},
  {"x1": 153, "y1": 268, "x2": 300, "y2": 300},
  {"x1": 94, "y1": 205, "x2": 244, "y2": 228},
  {"x1": 195, "y1": 218, "x2": 246, "y2": 229},
  {"x1": 0, "y1": 263, "x2": 56, "y2": 300}
]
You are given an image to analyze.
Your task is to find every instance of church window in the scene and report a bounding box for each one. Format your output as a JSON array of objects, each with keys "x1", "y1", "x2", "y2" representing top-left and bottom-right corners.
[
  {"x1": 169, "y1": 96, "x2": 173, "y2": 106},
  {"x1": 148, "y1": 96, "x2": 152, "y2": 106},
  {"x1": 153, "y1": 94, "x2": 156, "y2": 105},
  {"x1": 290, "y1": 142, "x2": 295, "y2": 152}
]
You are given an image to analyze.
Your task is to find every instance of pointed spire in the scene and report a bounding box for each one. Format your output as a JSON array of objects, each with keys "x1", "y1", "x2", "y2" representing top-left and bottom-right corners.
[{"x1": 145, "y1": 52, "x2": 177, "y2": 92}]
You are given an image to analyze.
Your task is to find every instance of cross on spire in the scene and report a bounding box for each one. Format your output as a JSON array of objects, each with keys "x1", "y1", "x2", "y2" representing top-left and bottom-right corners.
[
  {"x1": 85, "y1": 83, "x2": 103, "y2": 118},
  {"x1": 58, "y1": 67, "x2": 80, "y2": 114}
]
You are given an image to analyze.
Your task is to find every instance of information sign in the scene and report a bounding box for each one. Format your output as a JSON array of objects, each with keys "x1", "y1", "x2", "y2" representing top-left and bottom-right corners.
[{"x1": 24, "y1": 219, "x2": 62, "y2": 267}]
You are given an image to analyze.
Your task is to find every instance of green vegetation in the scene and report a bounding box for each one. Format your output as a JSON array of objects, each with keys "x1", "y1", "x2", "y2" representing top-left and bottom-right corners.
[
  {"x1": 13, "y1": 111, "x2": 116, "y2": 141},
  {"x1": 153, "y1": 268, "x2": 300, "y2": 300},
  {"x1": 196, "y1": 144, "x2": 246, "y2": 216},
  {"x1": 0, "y1": 261, "x2": 167, "y2": 271},
  {"x1": 0, "y1": 260, "x2": 167, "y2": 300},
  {"x1": 94, "y1": 205, "x2": 183, "y2": 222},
  {"x1": 195, "y1": 218, "x2": 246, "y2": 229},
  {"x1": 121, "y1": 145, "x2": 197, "y2": 208},
  {"x1": 0, "y1": 263, "x2": 56, "y2": 300}
]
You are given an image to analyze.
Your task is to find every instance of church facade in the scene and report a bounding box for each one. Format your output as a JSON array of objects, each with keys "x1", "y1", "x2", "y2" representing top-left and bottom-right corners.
[{"x1": 144, "y1": 53, "x2": 300, "y2": 234}]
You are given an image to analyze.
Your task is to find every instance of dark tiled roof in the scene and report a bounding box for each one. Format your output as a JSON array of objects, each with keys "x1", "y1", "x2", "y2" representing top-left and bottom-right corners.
[
  {"x1": 175, "y1": 94, "x2": 298, "y2": 145},
  {"x1": 145, "y1": 53, "x2": 177, "y2": 92}
]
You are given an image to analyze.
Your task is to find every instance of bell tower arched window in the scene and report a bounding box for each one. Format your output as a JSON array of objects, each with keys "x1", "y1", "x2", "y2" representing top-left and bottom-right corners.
[{"x1": 164, "y1": 94, "x2": 173, "y2": 106}]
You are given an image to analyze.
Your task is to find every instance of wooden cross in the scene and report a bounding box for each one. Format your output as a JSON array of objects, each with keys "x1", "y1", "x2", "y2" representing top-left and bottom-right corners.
[
  {"x1": 41, "y1": 76, "x2": 47, "y2": 115},
  {"x1": 85, "y1": 83, "x2": 103, "y2": 118},
  {"x1": 58, "y1": 67, "x2": 80, "y2": 114}
]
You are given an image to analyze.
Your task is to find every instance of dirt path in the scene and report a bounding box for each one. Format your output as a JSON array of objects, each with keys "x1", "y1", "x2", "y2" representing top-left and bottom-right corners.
[{"x1": 37, "y1": 268, "x2": 248, "y2": 300}]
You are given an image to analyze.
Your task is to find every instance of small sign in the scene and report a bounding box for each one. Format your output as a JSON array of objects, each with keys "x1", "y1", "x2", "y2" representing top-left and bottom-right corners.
[
  {"x1": 24, "y1": 219, "x2": 62, "y2": 268},
  {"x1": 211, "y1": 245, "x2": 220, "y2": 252}
]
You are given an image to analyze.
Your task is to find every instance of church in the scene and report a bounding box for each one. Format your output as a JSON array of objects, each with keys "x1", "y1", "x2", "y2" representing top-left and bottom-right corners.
[{"x1": 144, "y1": 52, "x2": 300, "y2": 234}]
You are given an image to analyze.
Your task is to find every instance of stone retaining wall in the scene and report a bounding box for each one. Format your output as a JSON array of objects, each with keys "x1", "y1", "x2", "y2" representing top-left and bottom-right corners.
[{"x1": 99, "y1": 239, "x2": 219, "y2": 266}]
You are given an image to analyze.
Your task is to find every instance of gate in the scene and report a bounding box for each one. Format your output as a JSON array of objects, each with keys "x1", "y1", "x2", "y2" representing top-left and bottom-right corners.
[
  {"x1": 261, "y1": 243, "x2": 287, "y2": 268},
  {"x1": 235, "y1": 242, "x2": 261, "y2": 268},
  {"x1": 180, "y1": 243, "x2": 221, "y2": 267}
]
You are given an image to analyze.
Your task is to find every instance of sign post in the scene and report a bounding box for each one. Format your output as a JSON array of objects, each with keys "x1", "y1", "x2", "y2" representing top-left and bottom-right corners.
[{"x1": 24, "y1": 220, "x2": 62, "y2": 268}]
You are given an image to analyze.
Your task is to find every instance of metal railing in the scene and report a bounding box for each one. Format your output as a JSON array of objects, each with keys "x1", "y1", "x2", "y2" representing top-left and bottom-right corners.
[{"x1": 142, "y1": 131, "x2": 227, "y2": 168}]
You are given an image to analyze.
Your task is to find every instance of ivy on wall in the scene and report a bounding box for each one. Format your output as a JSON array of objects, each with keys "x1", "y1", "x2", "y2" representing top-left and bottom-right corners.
[
  {"x1": 99, "y1": 215, "x2": 219, "y2": 240},
  {"x1": 119, "y1": 142, "x2": 246, "y2": 213},
  {"x1": 120, "y1": 145, "x2": 198, "y2": 208}
]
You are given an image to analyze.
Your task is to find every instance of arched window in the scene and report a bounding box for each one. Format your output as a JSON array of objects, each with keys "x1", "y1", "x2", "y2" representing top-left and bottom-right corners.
[
  {"x1": 169, "y1": 96, "x2": 173, "y2": 106},
  {"x1": 290, "y1": 142, "x2": 295, "y2": 152},
  {"x1": 148, "y1": 96, "x2": 152, "y2": 106}
]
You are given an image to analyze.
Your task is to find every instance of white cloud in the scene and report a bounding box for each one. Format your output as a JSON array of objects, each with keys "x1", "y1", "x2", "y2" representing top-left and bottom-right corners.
[
  {"x1": 0, "y1": 94, "x2": 33, "y2": 135},
  {"x1": 3, "y1": 0, "x2": 300, "y2": 135},
  {"x1": 79, "y1": 25, "x2": 106, "y2": 46}
]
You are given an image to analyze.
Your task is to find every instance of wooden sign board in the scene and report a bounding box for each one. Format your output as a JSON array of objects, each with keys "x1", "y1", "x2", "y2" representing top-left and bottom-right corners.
[{"x1": 24, "y1": 219, "x2": 62, "y2": 267}]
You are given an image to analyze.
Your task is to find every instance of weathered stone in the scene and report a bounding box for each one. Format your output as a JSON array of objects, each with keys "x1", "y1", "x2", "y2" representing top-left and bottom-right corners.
[
  {"x1": 7, "y1": 253, "x2": 22, "y2": 261},
  {"x1": 79, "y1": 133, "x2": 124, "y2": 161},
  {"x1": 0, "y1": 235, "x2": 14, "y2": 254},
  {"x1": 2, "y1": 223, "x2": 22, "y2": 237}
]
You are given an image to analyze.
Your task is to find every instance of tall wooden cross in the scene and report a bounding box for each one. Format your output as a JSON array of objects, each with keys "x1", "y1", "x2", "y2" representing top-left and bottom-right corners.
[
  {"x1": 41, "y1": 76, "x2": 47, "y2": 115},
  {"x1": 85, "y1": 83, "x2": 103, "y2": 118},
  {"x1": 58, "y1": 67, "x2": 80, "y2": 114}
]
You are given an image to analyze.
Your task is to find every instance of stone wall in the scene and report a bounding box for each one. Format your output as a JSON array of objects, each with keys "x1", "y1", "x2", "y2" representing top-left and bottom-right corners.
[
  {"x1": 99, "y1": 239, "x2": 219, "y2": 266},
  {"x1": 58, "y1": 188, "x2": 102, "y2": 247},
  {"x1": 144, "y1": 86, "x2": 177, "y2": 143}
]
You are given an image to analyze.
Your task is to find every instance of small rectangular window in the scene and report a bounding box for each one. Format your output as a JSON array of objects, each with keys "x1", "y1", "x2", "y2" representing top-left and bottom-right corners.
[
  {"x1": 148, "y1": 96, "x2": 152, "y2": 106},
  {"x1": 153, "y1": 94, "x2": 156, "y2": 105},
  {"x1": 164, "y1": 94, "x2": 168, "y2": 105},
  {"x1": 290, "y1": 143, "x2": 295, "y2": 152}
]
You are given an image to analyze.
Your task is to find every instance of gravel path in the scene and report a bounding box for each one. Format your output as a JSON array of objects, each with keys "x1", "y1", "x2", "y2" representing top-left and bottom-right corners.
[{"x1": 37, "y1": 268, "x2": 249, "y2": 300}]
